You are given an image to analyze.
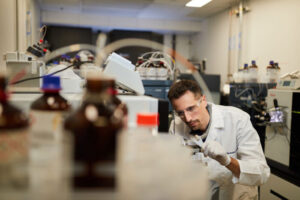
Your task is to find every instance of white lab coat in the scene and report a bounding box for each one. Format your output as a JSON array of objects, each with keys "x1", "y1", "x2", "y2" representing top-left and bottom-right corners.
[{"x1": 169, "y1": 103, "x2": 270, "y2": 200}]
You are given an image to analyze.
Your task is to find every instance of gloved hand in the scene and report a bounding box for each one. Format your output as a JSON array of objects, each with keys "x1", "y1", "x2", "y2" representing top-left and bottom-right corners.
[{"x1": 201, "y1": 140, "x2": 231, "y2": 166}]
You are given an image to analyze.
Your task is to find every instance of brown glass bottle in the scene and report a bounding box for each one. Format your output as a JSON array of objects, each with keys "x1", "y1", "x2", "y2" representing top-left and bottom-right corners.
[
  {"x1": 107, "y1": 80, "x2": 128, "y2": 128},
  {"x1": 31, "y1": 76, "x2": 70, "y2": 111},
  {"x1": 0, "y1": 75, "x2": 29, "y2": 188},
  {"x1": 30, "y1": 76, "x2": 71, "y2": 139},
  {"x1": 64, "y1": 76, "x2": 123, "y2": 188}
]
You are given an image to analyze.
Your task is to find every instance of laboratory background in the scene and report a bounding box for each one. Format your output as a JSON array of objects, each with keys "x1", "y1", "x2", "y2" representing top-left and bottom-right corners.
[{"x1": 0, "y1": 0, "x2": 300, "y2": 199}]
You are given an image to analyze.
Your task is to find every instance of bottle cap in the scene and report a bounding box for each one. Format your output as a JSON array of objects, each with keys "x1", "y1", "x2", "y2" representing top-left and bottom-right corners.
[
  {"x1": 244, "y1": 63, "x2": 248, "y2": 69},
  {"x1": 0, "y1": 76, "x2": 8, "y2": 101},
  {"x1": 269, "y1": 60, "x2": 274, "y2": 65},
  {"x1": 41, "y1": 76, "x2": 61, "y2": 91},
  {"x1": 137, "y1": 113, "x2": 159, "y2": 126},
  {"x1": 61, "y1": 54, "x2": 68, "y2": 60},
  {"x1": 251, "y1": 60, "x2": 256, "y2": 65}
]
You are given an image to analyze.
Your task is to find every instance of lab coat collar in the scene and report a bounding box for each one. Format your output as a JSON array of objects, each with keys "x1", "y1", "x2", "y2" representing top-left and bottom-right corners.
[
  {"x1": 206, "y1": 103, "x2": 225, "y2": 142},
  {"x1": 209, "y1": 103, "x2": 225, "y2": 129}
]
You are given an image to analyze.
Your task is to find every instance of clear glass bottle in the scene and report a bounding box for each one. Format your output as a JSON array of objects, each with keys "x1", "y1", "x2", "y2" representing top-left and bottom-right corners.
[
  {"x1": 64, "y1": 75, "x2": 123, "y2": 188},
  {"x1": 136, "y1": 57, "x2": 146, "y2": 79},
  {"x1": 0, "y1": 75, "x2": 29, "y2": 189},
  {"x1": 266, "y1": 60, "x2": 279, "y2": 83},
  {"x1": 274, "y1": 62, "x2": 280, "y2": 70},
  {"x1": 248, "y1": 60, "x2": 258, "y2": 83},
  {"x1": 146, "y1": 62, "x2": 156, "y2": 80},
  {"x1": 30, "y1": 75, "x2": 71, "y2": 140},
  {"x1": 29, "y1": 75, "x2": 72, "y2": 200},
  {"x1": 136, "y1": 113, "x2": 159, "y2": 136},
  {"x1": 242, "y1": 63, "x2": 249, "y2": 83}
]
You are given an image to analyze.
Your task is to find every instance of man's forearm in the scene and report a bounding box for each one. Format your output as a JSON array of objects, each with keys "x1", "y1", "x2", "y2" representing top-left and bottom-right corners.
[{"x1": 226, "y1": 157, "x2": 240, "y2": 178}]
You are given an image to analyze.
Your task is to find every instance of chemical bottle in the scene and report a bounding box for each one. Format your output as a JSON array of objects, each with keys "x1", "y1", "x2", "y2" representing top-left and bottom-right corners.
[
  {"x1": 242, "y1": 63, "x2": 249, "y2": 83},
  {"x1": 267, "y1": 60, "x2": 275, "y2": 69},
  {"x1": 30, "y1": 75, "x2": 71, "y2": 140},
  {"x1": 29, "y1": 75, "x2": 72, "y2": 200},
  {"x1": 248, "y1": 60, "x2": 258, "y2": 83},
  {"x1": 234, "y1": 67, "x2": 244, "y2": 83},
  {"x1": 64, "y1": 75, "x2": 123, "y2": 188},
  {"x1": 135, "y1": 57, "x2": 144, "y2": 69},
  {"x1": 146, "y1": 62, "x2": 156, "y2": 80},
  {"x1": 0, "y1": 75, "x2": 29, "y2": 189},
  {"x1": 107, "y1": 79, "x2": 128, "y2": 128},
  {"x1": 157, "y1": 61, "x2": 168, "y2": 80},
  {"x1": 136, "y1": 113, "x2": 159, "y2": 136},
  {"x1": 136, "y1": 57, "x2": 146, "y2": 79},
  {"x1": 266, "y1": 61, "x2": 279, "y2": 83},
  {"x1": 60, "y1": 54, "x2": 71, "y2": 65},
  {"x1": 118, "y1": 113, "x2": 210, "y2": 200}
]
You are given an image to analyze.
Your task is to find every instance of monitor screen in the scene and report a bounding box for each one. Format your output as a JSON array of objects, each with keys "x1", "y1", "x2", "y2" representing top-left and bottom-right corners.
[
  {"x1": 283, "y1": 81, "x2": 290, "y2": 86},
  {"x1": 269, "y1": 110, "x2": 284, "y2": 123}
]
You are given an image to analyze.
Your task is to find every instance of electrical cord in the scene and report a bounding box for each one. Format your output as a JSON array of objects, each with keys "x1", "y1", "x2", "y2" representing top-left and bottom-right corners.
[
  {"x1": 234, "y1": 87, "x2": 256, "y2": 98},
  {"x1": 265, "y1": 126, "x2": 278, "y2": 141},
  {"x1": 40, "y1": 25, "x2": 47, "y2": 41},
  {"x1": 9, "y1": 62, "x2": 87, "y2": 85},
  {"x1": 266, "y1": 124, "x2": 291, "y2": 145},
  {"x1": 282, "y1": 124, "x2": 291, "y2": 144}
]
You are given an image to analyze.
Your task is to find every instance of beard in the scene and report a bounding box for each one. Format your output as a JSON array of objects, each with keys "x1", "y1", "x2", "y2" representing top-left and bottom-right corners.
[{"x1": 186, "y1": 120, "x2": 200, "y2": 130}]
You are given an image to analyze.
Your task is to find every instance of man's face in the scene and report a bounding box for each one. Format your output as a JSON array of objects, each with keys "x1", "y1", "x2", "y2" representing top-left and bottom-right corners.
[{"x1": 171, "y1": 91, "x2": 209, "y2": 131}]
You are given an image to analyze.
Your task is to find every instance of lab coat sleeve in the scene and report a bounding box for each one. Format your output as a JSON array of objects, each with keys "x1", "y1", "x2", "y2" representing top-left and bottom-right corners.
[
  {"x1": 232, "y1": 114, "x2": 270, "y2": 186},
  {"x1": 168, "y1": 117, "x2": 188, "y2": 136},
  {"x1": 169, "y1": 119, "x2": 175, "y2": 135}
]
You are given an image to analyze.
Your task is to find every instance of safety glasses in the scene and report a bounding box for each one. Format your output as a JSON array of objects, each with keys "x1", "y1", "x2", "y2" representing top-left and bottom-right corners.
[{"x1": 174, "y1": 98, "x2": 202, "y2": 119}]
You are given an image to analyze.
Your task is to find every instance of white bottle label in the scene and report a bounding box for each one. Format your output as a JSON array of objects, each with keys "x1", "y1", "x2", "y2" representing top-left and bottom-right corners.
[
  {"x1": 0, "y1": 129, "x2": 29, "y2": 165},
  {"x1": 0, "y1": 129, "x2": 29, "y2": 187},
  {"x1": 30, "y1": 111, "x2": 68, "y2": 141}
]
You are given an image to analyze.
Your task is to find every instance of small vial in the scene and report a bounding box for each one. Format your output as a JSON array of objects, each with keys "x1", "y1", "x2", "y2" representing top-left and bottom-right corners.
[{"x1": 136, "y1": 113, "x2": 159, "y2": 136}]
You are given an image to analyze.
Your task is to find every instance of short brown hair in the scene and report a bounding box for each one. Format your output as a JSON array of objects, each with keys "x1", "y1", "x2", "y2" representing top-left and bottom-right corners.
[{"x1": 168, "y1": 79, "x2": 202, "y2": 101}]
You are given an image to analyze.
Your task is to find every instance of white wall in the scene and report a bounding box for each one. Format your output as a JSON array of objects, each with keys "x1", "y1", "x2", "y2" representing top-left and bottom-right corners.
[
  {"x1": 0, "y1": 0, "x2": 40, "y2": 72},
  {"x1": 192, "y1": 0, "x2": 300, "y2": 90},
  {"x1": 175, "y1": 34, "x2": 193, "y2": 73},
  {"x1": 192, "y1": 10, "x2": 230, "y2": 88},
  {"x1": 0, "y1": 0, "x2": 17, "y2": 71},
  {"x1": 163, "y1": 34, "x2": 194, "y2": 73},
  {"x1": 18, "y1": 0, "x2": 41, "y2": 52},
  {"x1": 243, "y1": 0, "x2": 300, "y2": 74},
  {"x1": 25, "y1": 0, "x2": 41, "y2": 49}
]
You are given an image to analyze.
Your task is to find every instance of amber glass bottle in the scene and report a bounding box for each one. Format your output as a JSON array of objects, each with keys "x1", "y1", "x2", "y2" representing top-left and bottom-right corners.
[
  {"x1": 107, "y1": 80, "x2": 128, "y2": 128},
  {"x1": 64, "y1": 76, "x2": 123, "y2": 188},
  {"x1": 0, "y1": 75, "x2": 29, "y2": 188},
  {"x1": 30, "y1": 76, "x2": 71, "y2": 139}
]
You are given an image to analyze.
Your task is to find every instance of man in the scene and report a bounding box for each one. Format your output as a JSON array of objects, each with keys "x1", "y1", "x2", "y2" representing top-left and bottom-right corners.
[{"x1": 168, "y1": 80, "x2": 270, "y2": 200}]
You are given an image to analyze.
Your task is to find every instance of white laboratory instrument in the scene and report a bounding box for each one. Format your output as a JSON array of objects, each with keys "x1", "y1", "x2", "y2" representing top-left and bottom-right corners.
[
  {"x1": 276, "y1": 70, "x2": 300, "y2": 90},
  {"x1": 10, "y1": 93, "x2": 158, "y2": 128},
  {"x1": 265, "y1": 88, "x2": 300, "y2": 169},
  {"x1": 103, "y1": 53, "x2": 145, "y2": 95},
  {"x1": 5, "y1": 52, "x2": 45, "y2": 92}
]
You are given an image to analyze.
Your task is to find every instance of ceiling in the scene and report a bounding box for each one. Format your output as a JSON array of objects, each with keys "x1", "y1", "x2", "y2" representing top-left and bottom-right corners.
[{"x1": 39, "y1": 0, "x2": 239, "y2": 21}]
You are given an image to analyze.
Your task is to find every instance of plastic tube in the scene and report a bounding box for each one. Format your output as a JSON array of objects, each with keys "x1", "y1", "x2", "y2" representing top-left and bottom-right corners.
[{"x1": 42, "y1": 37, "x2": 214, "y2": 103}]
